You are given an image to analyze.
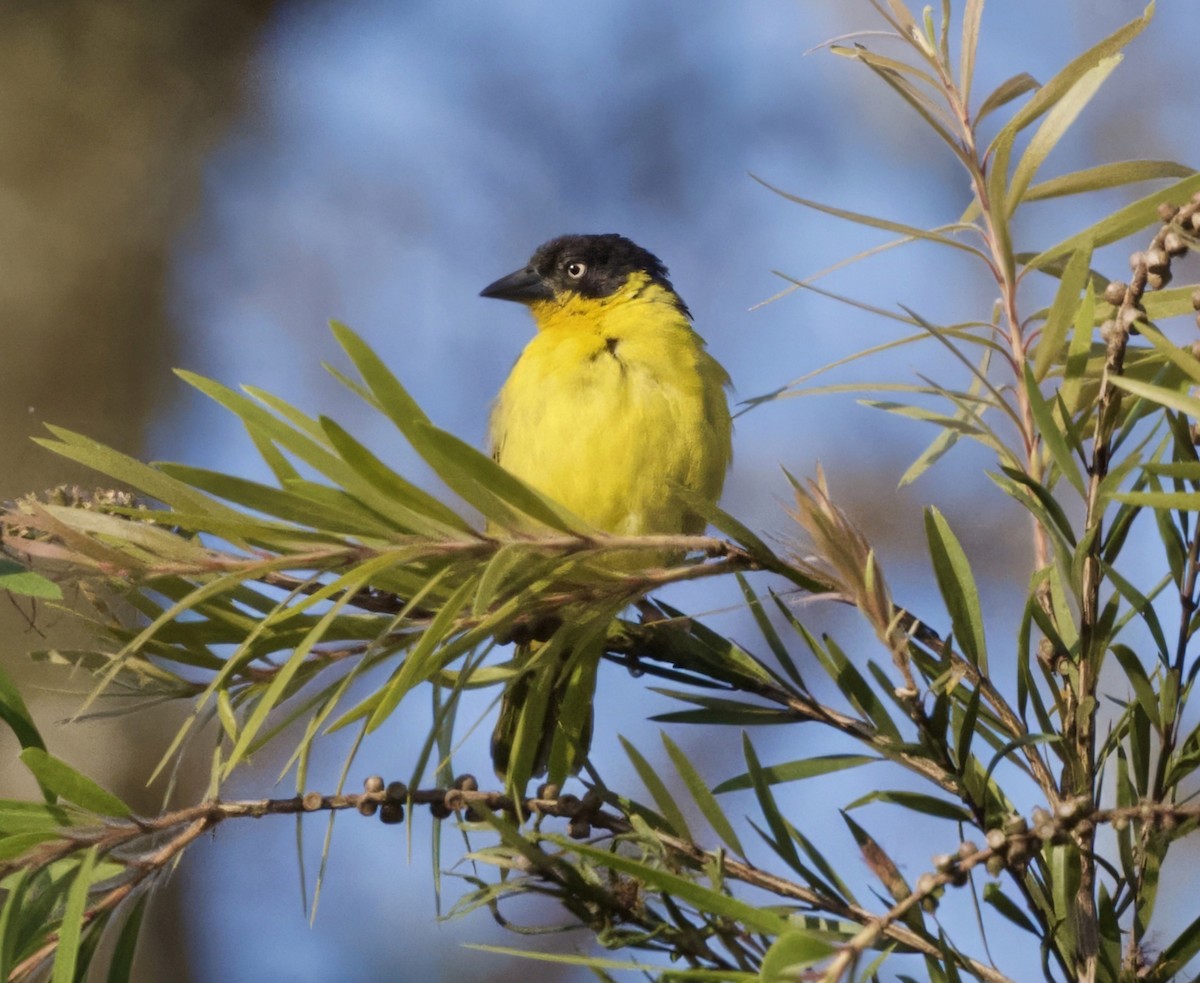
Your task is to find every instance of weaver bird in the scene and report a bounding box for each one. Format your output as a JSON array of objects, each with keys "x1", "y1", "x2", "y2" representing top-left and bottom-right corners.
[{"x1": 481, "y1": 233, "x2": 732, "y2": 793}]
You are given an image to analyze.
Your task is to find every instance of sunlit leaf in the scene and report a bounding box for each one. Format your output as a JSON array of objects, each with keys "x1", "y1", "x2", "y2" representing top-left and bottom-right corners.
[
  {"x1": 1006, "y1": 56, "x2": 1122, "y2": 214},
  {"x1": 19, "y1": 749, "x2": 130, "y2": 818}
]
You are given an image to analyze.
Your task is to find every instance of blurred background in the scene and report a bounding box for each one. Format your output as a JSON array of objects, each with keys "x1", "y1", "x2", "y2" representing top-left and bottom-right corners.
[{"x1": 1, "y1": 1, "x2": 1196, "y2": 980}]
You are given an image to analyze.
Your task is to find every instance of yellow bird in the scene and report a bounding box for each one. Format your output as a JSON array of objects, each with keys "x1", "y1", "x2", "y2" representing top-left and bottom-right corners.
[{"x1": 481, "y1": 233, "x2": 732, "y2": 791}]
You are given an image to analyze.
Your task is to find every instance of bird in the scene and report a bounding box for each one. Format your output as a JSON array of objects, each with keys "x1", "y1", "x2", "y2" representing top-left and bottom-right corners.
[{"x1": 480, "y1": 233, "x2": 732, "y2": 794}]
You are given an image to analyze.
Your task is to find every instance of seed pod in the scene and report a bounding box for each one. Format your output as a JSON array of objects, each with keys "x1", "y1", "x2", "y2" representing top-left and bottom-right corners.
[
  {"x1": 379, "y1": 801, "x2": 405, "y2": 825},
  {"x1": 1147, "y1": 270, "x2": 1171, "y2": 290},
  {"x1": 1146, "y1": 248, "x2": 1169, "y2": 271},
  {"x1": 1164, "y1": 231, "x2": 1188, "y2": 256},
  {"x1": 1103, "y1": 280, "x2": 1127, "y2": 306}
]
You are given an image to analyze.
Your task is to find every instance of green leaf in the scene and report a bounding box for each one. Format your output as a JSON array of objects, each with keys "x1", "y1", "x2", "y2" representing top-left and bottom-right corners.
[
  {"x1": 1029, "y1": 170, "x2": 1200, "y2": 271},
  {"x1": 713, "y1": 754, "x2": 877, "y2": 795},
  {"x1": 959, "y1": 0, "x2": 985, "y2": 106},
  {"x1": 661, "y1": 732, "x2": 744, "y2": 856},
  {"x1": 989, "y1": 4, "x2": 1151, "y2": 152},
  {"x1": 844, "y1": 789, "x2": 974, "y2": 823},
  {"x1": 924, "y1": 506, "x2": 988, "y2": 669},
  {"x1": 1034, "y1": 244, "x2": 1092, "y2": 381},
  {"x1": 1024, "y1": 362, "x2": 1087, "y2": 497},
  {"x1": 462, "y1": 944, "x2": 756, "y2": 979},
  {"x1": 621, "y1": 736, "x2": 691, "y2": 839},
  {"x1": 19, "y1": 749, "x2": 130, "y2": 817},
  {"x1": 742, "y1": 733, "x2": 805, "y2": 877},
  {"x1": 1005, "y1": 55, "x2": 1122, "y2": 213},
  {"x1": 0, "y1": 663, "x2": 46, "y2": 756},
  {"x1": 0, "y1": 559, "x2": 62, "y2": 600},
  {"x1": 52, "y1": 847, "x2": 98, "y2": 983},
  {"x1": 759, "y1": 928, "x2": 837, "y2": 982},
  {"x1": 34, "y1": 426, "x2": 237, "y2": 519},
  {"x1": 975, "y1": 72, "x2": 1037, "y2": 124},
  {"x1": 1155, "y1": 908, "x2": 1200, "y2": 981},
  {"x1": 1025, "y1": 159, "x2": 1195, "y2": 202},
  {"x1": 1111, "y1": 645, "x2": 1161, "y2": 729},
  {"x1": 552, "y1": 835, "x2": 789, "y2": 936},
  {"x1": 749, "y1": 175, "x2": 986, "y2": 259},
  {"x1": 104, "y1": 894, "x2": 148, "y2": 983}
]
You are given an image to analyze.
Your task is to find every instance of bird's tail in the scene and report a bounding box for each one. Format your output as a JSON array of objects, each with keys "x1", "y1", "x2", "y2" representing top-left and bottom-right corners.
[{"x1": 491, "y1": 634, "x2": 600, "y2": 799}]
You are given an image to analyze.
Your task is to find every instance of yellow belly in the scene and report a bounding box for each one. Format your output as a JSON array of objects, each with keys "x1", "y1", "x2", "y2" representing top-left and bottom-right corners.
[{"x1": 490, "y1": 299, "x2": 731, "y2": 537}]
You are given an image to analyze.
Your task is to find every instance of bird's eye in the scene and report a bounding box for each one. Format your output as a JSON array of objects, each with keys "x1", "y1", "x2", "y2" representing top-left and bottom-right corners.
[{"x1": 565, "y1": 261, "x2": 587, "y2": 279}]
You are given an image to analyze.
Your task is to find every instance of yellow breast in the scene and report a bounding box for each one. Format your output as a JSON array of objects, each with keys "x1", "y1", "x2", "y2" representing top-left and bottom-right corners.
[{"x1": 490, "y1": 275, "x2": 732, "y2": 536}]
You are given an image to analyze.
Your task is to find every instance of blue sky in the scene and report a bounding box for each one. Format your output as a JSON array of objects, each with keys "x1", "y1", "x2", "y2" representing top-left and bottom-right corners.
[{"x1": 161, "y1": 2, "x2": 1198, "y2": 980}]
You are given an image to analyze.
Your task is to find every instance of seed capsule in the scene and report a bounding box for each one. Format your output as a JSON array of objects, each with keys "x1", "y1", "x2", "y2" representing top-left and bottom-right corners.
[{"x1": 1103, "y1": 280, "x2": 1127, "y2": 306}]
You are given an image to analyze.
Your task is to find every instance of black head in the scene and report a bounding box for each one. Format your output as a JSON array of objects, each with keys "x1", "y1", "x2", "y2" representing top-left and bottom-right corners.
[{"x1": 480, "y1": 234, "x2": 689, "y2": 317}]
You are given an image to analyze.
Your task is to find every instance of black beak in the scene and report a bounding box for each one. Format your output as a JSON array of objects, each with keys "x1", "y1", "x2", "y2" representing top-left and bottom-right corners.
[{"x1": 480, "y1": 266, "x2": 554, "y2": 304}]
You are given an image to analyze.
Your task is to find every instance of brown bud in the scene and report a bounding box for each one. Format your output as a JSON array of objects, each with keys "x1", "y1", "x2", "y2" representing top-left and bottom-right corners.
[
  {"x1": 958, "y1": 840, "x2": 980, "y2": 860},
  {"x1": 385, "y1": 781, "x2": 407, "y2": 802},
  {"x1": 1129, "y1": 250, "x2": 1146, "y2": 272},
  {"x1": 537, "y1": 783, "x2": 560, "y2": 801},
  {"x1": 1003, "y1": 813, "x2": 1028, "y2": 836},
  {"x1": 429, "y1": 799, "x2": 451, "y2": 820},
  {"x1": 1190, "y1": 212, "x2": 1200, "y2": 233},
  {"x1": 1099, "y1": 319, "x2": 1121, "y2": 343},
  {"x1": 302, "y1": 791, "x2": 323, "y2": 812},
  {"x1": 985, "y1": 828, "x2": 1007, "y2": 851},
  {"x1": 444, "y1": 789, "x2": 466, "y2": 812},
  {"x1": 1146, "y1": 248, "x2": 1169, "y2": 271},
  {"x1": 557, "y1": 793, "x2": 581, "y2": 814},
  {"x1": 986, "y1": 854, "x2": 1006, "y2": 877},
  {"x1": 363, "y1": 775, "x2": 385, "y2": 794},
  {"x1": 379, "y1": 801, "x2": 405, "y2": 825},
  {"x1": 464, "y1": 806, "x2": 483, "y2": 823},
  {"x1": 932, "y1": 853, "x2": 956, "y2": 873},
  {"x1": 1147, "y1": 270, "x2": 1172, "y2": 290},
  {"x1": 916, "y1": 872, "x2": 938, "y2": 895},
  {"x1": 567, "y1": 818, "x2": 591, "y2": 840},
  {"x1": 1164, "y1": 231, "x2": 1188, "y2": 256},
  {"x1": 1191, "y1": 289, "x2": 1200, "y2": 311},
  {"x1": 454, "y1": 774, "x2": 478, "y2": 792},
  {"x1": 357, "y1": 799, "x2": 379, "y2": 818},
  {"x1": 1157, "y1": 201, "x2": 1180, "y2": 221},
  {"x1": 1103, "y1": 280, "x2": 1127, "y2": 306}
]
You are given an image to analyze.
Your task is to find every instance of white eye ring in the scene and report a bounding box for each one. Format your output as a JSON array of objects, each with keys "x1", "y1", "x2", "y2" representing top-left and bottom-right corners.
[{"x1": 565, "y1": 261, "x2": 587, "y2": 279}]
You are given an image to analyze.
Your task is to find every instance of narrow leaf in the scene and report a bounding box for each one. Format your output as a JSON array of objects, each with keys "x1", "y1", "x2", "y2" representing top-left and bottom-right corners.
[
  {"x1": 19, "y1": 749, "x2": 130, "y2": 817},
  {"x1": 661, "y1": 732, "x2": 744, "y2": 856},
  {"x1": 924, "y1": 507, "x2": 988, "y2": 670}
]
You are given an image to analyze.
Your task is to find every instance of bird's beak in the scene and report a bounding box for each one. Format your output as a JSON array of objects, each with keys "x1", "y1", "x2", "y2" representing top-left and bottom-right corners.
[{"x1": 480, "y1": 266, "x2": 554, "y2": 304}]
